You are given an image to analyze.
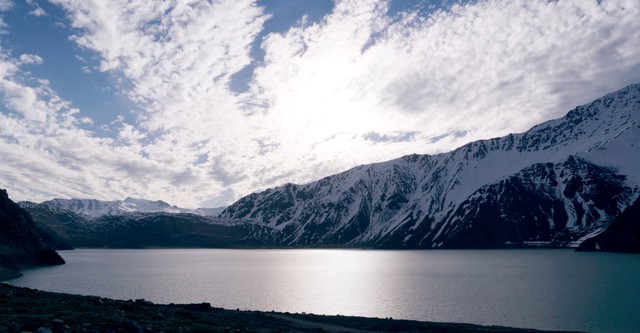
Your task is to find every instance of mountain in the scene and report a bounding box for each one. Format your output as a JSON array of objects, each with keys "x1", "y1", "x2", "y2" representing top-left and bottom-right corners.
[
  {"x1": 220, "y1": 83, "x2": 640, "y2": 249},
  {"x1": 41, "y1": 197, "x2": 223, "y2": 218},
  {"x1": 18, "y1": 201, "x2": 92, "y2": 249},
  {"x1": 0, "y1": 189, "x2": 65, "y2": 280},
  {"x1": 19, "y1": 202, "x2": 279, "y2": 249},
  {"x1": 577, "y1": 196, "x2": 640, "y2": 252}
]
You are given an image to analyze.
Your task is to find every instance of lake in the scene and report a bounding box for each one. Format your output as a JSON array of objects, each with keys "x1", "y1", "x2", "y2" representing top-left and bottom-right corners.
[{"x1": 8, "y1": 249, "x2": 640, "y2": 333}]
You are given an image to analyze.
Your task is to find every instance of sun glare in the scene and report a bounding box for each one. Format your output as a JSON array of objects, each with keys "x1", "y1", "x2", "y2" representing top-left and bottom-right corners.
[{"x1": 277, "y1": 54, "x2": 386, "y2": 145}]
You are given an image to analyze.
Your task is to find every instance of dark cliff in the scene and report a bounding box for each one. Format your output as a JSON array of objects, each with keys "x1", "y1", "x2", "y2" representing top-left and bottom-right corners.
[
  {"x1": 577, "y1": 197, "x2": 640, "y2": 252},
  {"x1": 0, "y1": 189, "x2": 64, "y2": 280}
]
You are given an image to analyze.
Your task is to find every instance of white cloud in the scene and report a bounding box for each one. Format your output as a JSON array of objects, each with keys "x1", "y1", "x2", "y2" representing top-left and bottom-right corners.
[
  {"x1": 0, "y1": 0, "x2": 10, "y2": 34},
  {"x1": 7, "y1": 0, "x2": 272, "y2": 206},
  {"x1": 0, "y1": 0, "x2": 11, "y2": 11},
  {"x1": 24, "y1": 0, "x2": 46, "y2": 16},
  {"x1": 226, "y1": 0, "x2": 640, "y2": 200},
  {"x1": 29, "y1": 7, "x2": 46, "y2": 17},
  {"x1": 2, "y1": 0, "x2": 640, "y2": 208},
  {"x1": 0, "y1": 49, "x2": 157, "y2": 202},
  {"x1": 18, "y1": 53, "x2": 43, "y2": 65}
]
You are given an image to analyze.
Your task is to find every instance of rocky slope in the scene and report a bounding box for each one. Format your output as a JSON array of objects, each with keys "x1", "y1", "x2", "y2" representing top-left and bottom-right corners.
[
  {"x1": 220, "y1": 84, "x2": 640, "y2": 249},
  {"x1": 0, "y1": 189, "x2": 64, "y2": 280}
]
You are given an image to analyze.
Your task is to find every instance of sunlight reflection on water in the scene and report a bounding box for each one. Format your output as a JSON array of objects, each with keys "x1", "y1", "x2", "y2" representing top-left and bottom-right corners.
[{"x1": 9, "y1": 249, "x2": 640, "y2": 333}]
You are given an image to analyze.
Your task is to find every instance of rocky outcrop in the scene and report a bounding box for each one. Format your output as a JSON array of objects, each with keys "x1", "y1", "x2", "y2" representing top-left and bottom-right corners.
[
  {"x1": 0, "y1": 189, "x2": 64, "y2": 280},
  {"x1": 577, "y1": 197, "x2": 640, "y2": 252},
  {"x1": 432, "y1": 156, "x2": 635, "y2": 249}
]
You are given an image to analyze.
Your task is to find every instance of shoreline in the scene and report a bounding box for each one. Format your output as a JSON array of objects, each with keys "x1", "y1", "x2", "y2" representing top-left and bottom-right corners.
[{"x1": 0, "y1": 283, "x2": 584, "y2": 333}]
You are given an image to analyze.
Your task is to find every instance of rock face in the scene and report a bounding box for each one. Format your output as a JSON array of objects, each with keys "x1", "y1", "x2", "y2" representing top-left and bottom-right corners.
[
  {"x1": 221, "y1": 83, "x2": 640, "y2": 249},
  {"x1": 0, "y1": 189, "x2": 64, "y2": 279},
  {"x1": 577, "y1": 197, "x2": 640, "y2": 252}
]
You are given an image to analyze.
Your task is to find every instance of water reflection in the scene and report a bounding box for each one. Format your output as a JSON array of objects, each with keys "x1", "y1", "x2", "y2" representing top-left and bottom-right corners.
[{"x1": 9, "y1": 249, "x2": 640, "y2": 333}]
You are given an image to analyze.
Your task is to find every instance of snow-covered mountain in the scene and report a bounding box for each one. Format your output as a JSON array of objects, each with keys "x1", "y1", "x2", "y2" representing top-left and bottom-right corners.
[
  {"x1": 220, "y1": 83, "x2": 640, "y2": 248},
  {"x1": 18, "y1": 201, "x2": 279, "y2": 249},
  {"x1": 40, "y1": 197, "x2": 222, "y2": 218}
]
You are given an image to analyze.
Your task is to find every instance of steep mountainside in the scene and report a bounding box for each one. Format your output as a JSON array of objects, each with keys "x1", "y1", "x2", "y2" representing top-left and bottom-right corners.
[
  {"x1": 221, "y1": 84, "x2": 640, "y2": 248},
  {"x1": 0, "y1": 190, "x2": 64, "y2": 279},
  {"x1": 577, "y1": 196, "x2": 640, "y2": 252}
]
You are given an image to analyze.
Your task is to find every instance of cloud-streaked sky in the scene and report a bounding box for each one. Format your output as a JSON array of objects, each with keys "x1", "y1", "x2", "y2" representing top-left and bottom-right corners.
[{"x1": 1, "y1": 0, "x2": 639, "y2": 208}]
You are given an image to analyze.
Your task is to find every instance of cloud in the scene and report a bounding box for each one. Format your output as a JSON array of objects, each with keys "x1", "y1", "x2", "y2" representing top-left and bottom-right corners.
[
  {"x1": 238, "y1": 0, "x2": 640, "y2": 192},
  {"x1": 37, "y1": 0, "x2": 272, "y2": 205},
  {"x1": 0, "y1": 0, "x2": 10, "y2": 34},
  {"x1": 29, "y1": 7, "x2": 46, "y2": 17},
  {"x1": 24, "y1": 0, "x2": 46, "y2": 16},
  {"x1": 18, "y1": 53, "x2": 43, "y2": 65},
  {"x1": 2, "y1": 0, "x2": 640, "y2": 208},
  {"x1": 363, "y1": 131, "x2": 417, "y2": 144},
  {"x1": 0, "y1": 0, "x2": 11, "y2": 11}
]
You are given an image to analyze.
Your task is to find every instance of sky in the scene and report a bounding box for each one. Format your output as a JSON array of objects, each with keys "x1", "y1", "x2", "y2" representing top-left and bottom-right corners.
[{"x1": 0, "y1": 0, "x2": 639, "y2": 208}]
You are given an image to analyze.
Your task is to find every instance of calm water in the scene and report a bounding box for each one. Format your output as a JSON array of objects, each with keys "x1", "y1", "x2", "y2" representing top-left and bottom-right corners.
[{"x1": 8, "y1": 249, "x2": 640, "y2": 333}]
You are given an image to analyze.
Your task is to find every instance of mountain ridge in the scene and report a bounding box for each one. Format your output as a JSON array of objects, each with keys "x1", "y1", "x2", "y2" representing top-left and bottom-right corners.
[
  {"x1": 41, "y1": 197, "x2": 226, "y2": 218},
  {"x1": 26, "y1": 83, "x2": 640, "y2": 251},
  {"x1": 219, "y1": 83, "x2": 640, "y2": 249}
]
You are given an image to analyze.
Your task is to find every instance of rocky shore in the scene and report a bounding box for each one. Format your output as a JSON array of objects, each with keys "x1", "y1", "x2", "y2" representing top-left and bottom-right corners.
[{"x1": 0, "y1": 283, "x2": 583, "y2": 333}]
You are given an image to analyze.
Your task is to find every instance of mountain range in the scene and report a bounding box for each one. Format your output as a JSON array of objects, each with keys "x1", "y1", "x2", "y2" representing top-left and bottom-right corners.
[
  {"x1": 16, "y1": 83, "x2": 640, "y2": 251},
  {"x1": 219, "y1": 83, "x2": 640, "y2": 249},
  {"x1": 40, "y1": 197, "x2": 225, "y2": 218}
]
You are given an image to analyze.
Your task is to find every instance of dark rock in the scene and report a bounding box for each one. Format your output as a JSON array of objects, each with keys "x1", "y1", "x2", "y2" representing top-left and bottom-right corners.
[
  {"x1": 578, "y1": 197, "x2": 640, "y2": 252},
  {"x1": 0, "y1": 189, "x2": 65, "y2": 279},
  {"x1": 19, "y1": 320, "x2": 43, "y2": 332},
  {"x1": 120, "y1": 319, "x2": 143, "y2": 333},
  {"x1": 437, "y1": 157, "x2": 634, "y2": 248}
]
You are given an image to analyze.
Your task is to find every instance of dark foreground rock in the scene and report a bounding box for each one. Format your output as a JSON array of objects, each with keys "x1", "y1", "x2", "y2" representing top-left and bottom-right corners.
[
  {"x1": 0, "y1": 189, "x2": 64, "y2": 279},
  {"x1": 0, "y1": 284, "x2": 583, "y2": 333}
]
